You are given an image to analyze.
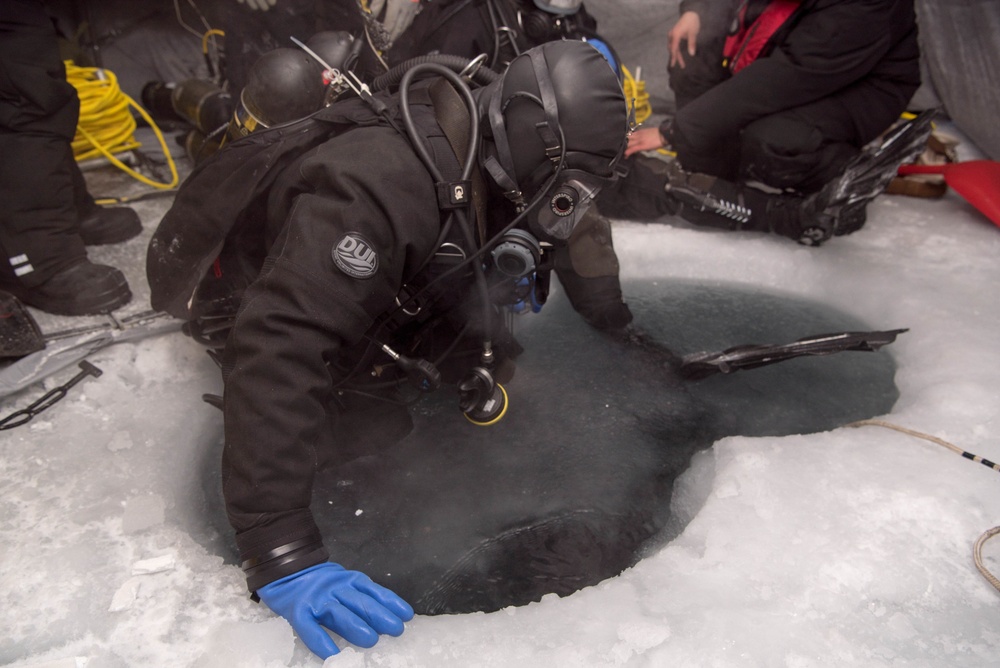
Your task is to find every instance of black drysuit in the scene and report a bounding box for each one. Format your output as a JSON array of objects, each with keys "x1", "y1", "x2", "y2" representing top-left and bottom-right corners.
[
  {"x1": 150, "y1": 86, "x2": 536, "y2": 591},
  {"x1": 668, "y1": 0, "x2": 921, "y2": 193}
]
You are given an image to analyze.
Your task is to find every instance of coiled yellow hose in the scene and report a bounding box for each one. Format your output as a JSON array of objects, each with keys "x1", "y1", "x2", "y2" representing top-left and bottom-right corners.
[
  {"x1": 621, "y1": 64, "x2": 651, "y2": 126},
  {"x1": 64, "y1": 61, "x2": 179, "y2": 191}
]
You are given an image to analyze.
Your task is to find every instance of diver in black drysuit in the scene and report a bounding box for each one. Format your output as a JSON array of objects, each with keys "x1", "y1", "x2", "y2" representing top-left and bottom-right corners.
[
  {"x1": 215, "y1": 0, "x2": 633, "y2": 330},
  {"x1": 382, "y1": 0, "x2": 633, "y2": 330},
  {"x1": 147, "y1": 40, "x2": 629, "y2": 660}
]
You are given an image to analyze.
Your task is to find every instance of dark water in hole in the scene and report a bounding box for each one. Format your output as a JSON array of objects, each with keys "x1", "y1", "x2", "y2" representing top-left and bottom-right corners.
[{"x1": 197, "y1": 278, "x2": 901, "y2": 613}]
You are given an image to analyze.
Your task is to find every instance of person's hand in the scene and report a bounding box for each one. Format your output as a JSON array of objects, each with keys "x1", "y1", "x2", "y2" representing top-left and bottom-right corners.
[
  {"x1": 668, "y1": 11, "x2": 702, "y2": 69},
  {"x1": 625, "y1": 127, "x2": 666, "y2": 157},
  {"x1": 236, "y1": 0, "x2": 277, "y2": 11},
  {"x1": 257, "y1": 562, "x2": 415, "y2": 659},
  {"x1": 368, "y1": 0, "x2": 421, "y2": 43}
]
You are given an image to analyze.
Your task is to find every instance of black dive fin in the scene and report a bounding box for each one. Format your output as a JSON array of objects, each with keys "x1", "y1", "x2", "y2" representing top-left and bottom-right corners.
[{"x1": 679, "y1": 328, "x2": 908, "y2": 380}]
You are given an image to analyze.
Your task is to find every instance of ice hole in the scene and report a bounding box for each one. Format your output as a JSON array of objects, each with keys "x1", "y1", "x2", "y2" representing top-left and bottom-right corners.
[{"x1": 194, "y1": 279, "x2": 899, "y2": 613}]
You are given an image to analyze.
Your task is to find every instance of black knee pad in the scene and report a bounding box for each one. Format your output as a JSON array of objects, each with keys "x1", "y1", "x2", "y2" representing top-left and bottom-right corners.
[{"x1": 740, "y1": 116, "x2": 858, "y2": 193}]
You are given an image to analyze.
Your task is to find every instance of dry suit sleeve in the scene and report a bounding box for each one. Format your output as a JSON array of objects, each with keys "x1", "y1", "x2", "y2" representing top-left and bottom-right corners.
[{"x1": 218, "y1": 128, "x2": 440, "y2": 591}]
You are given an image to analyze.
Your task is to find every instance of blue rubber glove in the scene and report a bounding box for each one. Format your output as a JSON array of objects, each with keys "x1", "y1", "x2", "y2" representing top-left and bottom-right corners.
[{"x1": 257, "y1": 562, "x2": 415, "y2": 659}]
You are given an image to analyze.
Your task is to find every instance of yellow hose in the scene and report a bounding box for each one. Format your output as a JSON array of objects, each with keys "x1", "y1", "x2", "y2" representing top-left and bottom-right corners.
[
  {"x1": 202, "y1": 28, "x2": 225, "y2": 55},
  {"x1": 64, "y1": 61, "x2": 179, "y2": 191},
  {"x1": 621, "y1": 64, "x2": 651, "y2": 125}
]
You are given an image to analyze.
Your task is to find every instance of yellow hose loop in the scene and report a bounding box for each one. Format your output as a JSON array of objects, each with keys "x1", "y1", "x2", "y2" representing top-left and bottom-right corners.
[
  {"x1": 621, "y1": 64, "x2": 651, "y2": 126},
  {"x1": 620, "y1": 65, "x2": 676, "y2": 157},
  {"x1": 202, "y1": 28, "x2": 225, "y2": 55},
  {"x1": 65, "y1": 61, "x2": 179, "y2": 191}
]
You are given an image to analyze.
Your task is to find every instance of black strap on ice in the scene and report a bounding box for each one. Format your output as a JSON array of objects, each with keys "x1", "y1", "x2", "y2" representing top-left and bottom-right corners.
[{"x1": 0, "y1": 361, "x2": 103, "y2": 430}]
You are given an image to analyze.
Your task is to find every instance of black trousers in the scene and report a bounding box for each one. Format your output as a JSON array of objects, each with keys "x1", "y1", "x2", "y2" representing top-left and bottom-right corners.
[
  {"x1": 0, "y1": 0, "x2": 92, "y2": 287},
  {"x1": 667, "y1": 33, "x2": 859, "y2": 195}
]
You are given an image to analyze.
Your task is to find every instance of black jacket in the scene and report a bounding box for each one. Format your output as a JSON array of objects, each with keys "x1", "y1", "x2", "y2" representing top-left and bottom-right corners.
[
  {"x1": 150, "y1": 84, "x2": 516, "y2": 591},
  {"x1": 671, "y1": 0, "x2": 921, "y2": 155}
]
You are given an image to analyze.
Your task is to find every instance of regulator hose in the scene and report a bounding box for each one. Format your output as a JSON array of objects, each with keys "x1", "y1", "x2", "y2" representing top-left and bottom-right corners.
[
  {"x1": 371, "y1": 54, "x2": 499, "y2": 92},
  {"x1": 65, "y1": 61, "x2": 179, "y2": 191}
]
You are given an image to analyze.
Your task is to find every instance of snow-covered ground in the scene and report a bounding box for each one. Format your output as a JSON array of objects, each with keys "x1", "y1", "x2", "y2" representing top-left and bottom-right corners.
[{"x1": 2, "y1": 130, "x2": 999, "y2": 667}]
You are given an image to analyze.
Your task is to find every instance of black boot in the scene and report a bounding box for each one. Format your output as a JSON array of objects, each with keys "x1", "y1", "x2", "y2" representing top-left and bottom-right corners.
[
  {"x1": 3, "y1": 260, "x2": 132, "y2": 316},
  {"x1": 662, "y1": 110, "x2": 937, "y2": 247},
  {"x1": 78, "y1": 204, "x2": 143, "y2": 246},
  {"x1": 660, "y1": 161, "x2": 817, "y2": 242},
  {"x1": 68, "y1": 141, "x2": 143, "y2": 245},
  {"x1": 662, "y1": 160, "x2": 754, "y2": 229},
  {"x1": 797, "y1": 110, "x2": 937, "y2": 245}
]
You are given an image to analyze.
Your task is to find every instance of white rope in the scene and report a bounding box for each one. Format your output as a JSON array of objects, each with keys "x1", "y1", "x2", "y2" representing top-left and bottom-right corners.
[{"x1": 846, "y1": 419, "x2": 1000, "y2": 594}]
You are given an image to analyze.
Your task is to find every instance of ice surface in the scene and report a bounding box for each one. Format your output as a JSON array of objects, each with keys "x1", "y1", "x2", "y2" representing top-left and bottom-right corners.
[
  {"x1": 2, "y1": 131, "x2": 999, "y2": 666},
  {"x1": 189, "y1": 618, "x2": 294, "y2": 668},
  {"x1": 122, "y1": 495, "x2": 166, "y2": 534}
]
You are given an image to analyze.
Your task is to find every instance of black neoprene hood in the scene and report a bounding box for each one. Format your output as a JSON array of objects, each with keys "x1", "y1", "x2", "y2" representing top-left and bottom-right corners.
[{"x1": 480, "y1": 39, "x2": 629, "y2": 200}]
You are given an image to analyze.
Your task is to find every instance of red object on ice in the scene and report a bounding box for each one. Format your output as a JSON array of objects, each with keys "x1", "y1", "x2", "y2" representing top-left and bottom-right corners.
[{"x1": 898, "y1": 160, "x2": 1000, "y2": 228}]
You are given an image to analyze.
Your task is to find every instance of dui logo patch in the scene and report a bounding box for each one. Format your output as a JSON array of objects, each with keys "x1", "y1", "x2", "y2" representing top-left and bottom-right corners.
[{"x1": 332, "y1": 233, "x2": 379, "y2": 279}]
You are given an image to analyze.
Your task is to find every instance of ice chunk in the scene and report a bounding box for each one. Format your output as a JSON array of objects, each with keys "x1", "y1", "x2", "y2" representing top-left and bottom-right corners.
[
  {"x1": 131, "y1": 553, "x2": 176, "y2": 575},
  {"x1": 108, "y1": 576, "x2": 142, "y2": 612},
  {"x1": 190, "y1": 618, "x2": 293, "y2": 668}
]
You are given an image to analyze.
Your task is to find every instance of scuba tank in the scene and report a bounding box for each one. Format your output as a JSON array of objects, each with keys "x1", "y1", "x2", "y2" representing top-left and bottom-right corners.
[{"x1": 225, "y1": 31, "x2": 361, "y2": 144}]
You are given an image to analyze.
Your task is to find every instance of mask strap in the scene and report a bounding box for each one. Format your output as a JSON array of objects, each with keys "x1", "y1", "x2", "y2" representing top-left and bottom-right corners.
[
  {"x1": 528, "y1": 47, "x2": 562, "y2": 161},
  {"x1": 486, "y1": 81, "x2": 521, "y2": 200},
  {"x1": 482, "y1": 154, "x2": 523, "y2": 206}
]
